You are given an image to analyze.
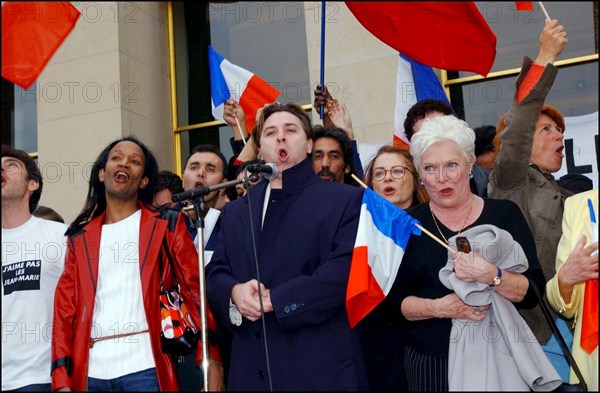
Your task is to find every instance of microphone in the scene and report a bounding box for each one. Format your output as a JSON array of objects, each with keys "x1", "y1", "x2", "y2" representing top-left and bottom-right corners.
[
  {"x1": 246, "y1": 162, "x2": 278, "y2": 180},
  {"x1": 171, "y1": 186, "x2": 210, "y2": 202}
]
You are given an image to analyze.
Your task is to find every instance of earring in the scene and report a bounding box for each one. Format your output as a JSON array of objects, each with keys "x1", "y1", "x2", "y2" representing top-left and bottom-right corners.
[
  {"x1": 469, "y1": 172, "x2": 474, "y2": 179},
  {"x1": 420, "y1": 179, "x2": 425, "y2": 186}
]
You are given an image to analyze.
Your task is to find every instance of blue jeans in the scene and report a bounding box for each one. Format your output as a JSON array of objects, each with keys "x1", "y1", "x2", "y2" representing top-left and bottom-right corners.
[
  {"x1": 11, "y1": 383, "x2": 51, "y2": 392},
  {"x1": 88, "y1": 368, "x2": 159, "y2": 392}
]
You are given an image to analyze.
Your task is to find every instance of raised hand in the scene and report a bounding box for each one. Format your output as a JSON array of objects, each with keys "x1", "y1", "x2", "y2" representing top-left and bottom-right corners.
[
  {"x1": 224, "y1": 98, "x2": 248, "y2": 140},
  {"x1": 328, "y1": 100, "x2": 354, "y2": 140},
  {"x1": 535, "y1": 19, "x2": 568, "y2": 66}
]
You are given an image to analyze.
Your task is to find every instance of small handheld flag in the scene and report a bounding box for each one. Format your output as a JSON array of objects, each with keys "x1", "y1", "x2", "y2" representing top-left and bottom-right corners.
[
  {"x1": 346, "y1": 188, "x2": 421, "y2": 327},
  {"x1": 515, "y1": 2, "x2": 534, "y2": 11},
  {"x1": 208, "y1": 46, "x2": 280, "y2": 132}
]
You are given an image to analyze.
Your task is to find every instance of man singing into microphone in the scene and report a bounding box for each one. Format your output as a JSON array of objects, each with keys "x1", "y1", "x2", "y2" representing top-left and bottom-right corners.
[{"x1": 206, "y1": 103, "x2": 368, "y2": 390}]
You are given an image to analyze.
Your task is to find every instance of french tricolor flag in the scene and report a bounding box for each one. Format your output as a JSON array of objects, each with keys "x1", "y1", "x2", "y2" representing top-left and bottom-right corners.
[
  {"x1": 393, "y1": 53, "x2": 453, "y2": 148},
  {"x1": 346, "y1": 188, "x2": 421, "y2": 328},
  {"x1": 209, "y1": 45, "x2": 280, "y2": 132}
]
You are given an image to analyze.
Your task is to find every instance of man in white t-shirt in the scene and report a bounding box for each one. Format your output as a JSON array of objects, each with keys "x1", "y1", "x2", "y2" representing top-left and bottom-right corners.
[{"x1": 2, "y1": 145, "x2": 67, "y2": 391}]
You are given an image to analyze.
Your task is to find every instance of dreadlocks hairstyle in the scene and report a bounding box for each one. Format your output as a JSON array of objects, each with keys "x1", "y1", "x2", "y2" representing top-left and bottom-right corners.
[{"x1": 66, "y1": 136, "x2": 159, "y2": 235}]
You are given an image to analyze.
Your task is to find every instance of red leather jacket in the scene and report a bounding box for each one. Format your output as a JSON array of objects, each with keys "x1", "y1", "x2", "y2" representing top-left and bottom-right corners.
[{"x1": 51, "y1": 204, "x2": 220, "y2": 391}]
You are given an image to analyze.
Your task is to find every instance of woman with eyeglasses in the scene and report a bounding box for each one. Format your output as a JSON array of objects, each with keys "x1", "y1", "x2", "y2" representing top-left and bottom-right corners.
[
  {"x1": 354, "y1": 147, "x2": 428, "y2": 391},
  {"x1": 365, "y1": 145, "x2": 429, "y2": 209}
]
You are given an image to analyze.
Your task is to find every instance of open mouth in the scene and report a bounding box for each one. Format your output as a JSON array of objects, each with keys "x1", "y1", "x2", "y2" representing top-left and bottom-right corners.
[
  {"x1": 114, "y1": 171, "x2": 130, "y2": 182},
  {"x1": 556, "y1": 145, "x2": 564, "y2": 158},
  {"x1": 383, "y1": 186, "x2": 395, "y2": 195},
  {"x1": 194, "y1": 181, "x2": 205, "y2": 189},
  {"x1": 278, "y1": 148, "x2": 289, "y2": 161}
]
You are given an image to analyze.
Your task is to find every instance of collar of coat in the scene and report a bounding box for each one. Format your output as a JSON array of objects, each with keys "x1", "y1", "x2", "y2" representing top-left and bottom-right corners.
[
  {"x1": 280, "y1": 158, "x2": 319, "y2": 192},
  {"x1": 527, "y1": 162, "x2": 572, "y2": 198}
]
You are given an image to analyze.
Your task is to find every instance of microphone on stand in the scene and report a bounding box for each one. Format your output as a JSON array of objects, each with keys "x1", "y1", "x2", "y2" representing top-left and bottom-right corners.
[{"x1": 246, "y1": 163, "x2": 278, "y2": 180}]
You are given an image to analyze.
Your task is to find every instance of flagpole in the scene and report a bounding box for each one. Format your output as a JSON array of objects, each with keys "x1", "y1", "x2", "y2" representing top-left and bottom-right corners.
[
  {"x1": 538, "y1": 1, "x2": 551, "y2": 21},
  {"x1": 234, "y1": 116, "x2": 247, "y2": 146},
  {"x1": 319, "y1": 1, "x2": 326, "y2": 119},
  {"x1": 351, "y1": 174, "x2": 456, "y2": 254},
  {"x1": 415, "y1": 225, "x2": 456, "y2": 255}
]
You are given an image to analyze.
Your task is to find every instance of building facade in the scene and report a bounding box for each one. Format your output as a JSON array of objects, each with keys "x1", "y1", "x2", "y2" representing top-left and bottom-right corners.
[{"x1": 2, "y1": 2, "x2": 597, "y2": 223}]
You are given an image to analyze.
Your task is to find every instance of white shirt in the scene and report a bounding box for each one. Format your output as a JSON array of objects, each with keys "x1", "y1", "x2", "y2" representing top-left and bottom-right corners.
[
  {"x1": 1, "y1": 216, "x2": 67, "y2": 390},
  {"x1": 192, "y1": 207, "x2": 221, "y2": 266},
  {"x1": 88, "y1": 210, "x2": 155, "y2": 379}
]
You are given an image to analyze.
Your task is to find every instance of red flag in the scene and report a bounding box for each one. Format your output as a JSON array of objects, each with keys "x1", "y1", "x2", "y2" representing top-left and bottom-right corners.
[
  {"x1": 515, "y1": 2, "x2": 535, "y2": 11},
  {"x1": 345, "y1": 2, "x2": 496, "y2": 76},
  {"x1": 2, "y1": 2, "x2": 80, "y2": 89},
  {"x1": 581, "y1": 279, "x2": 598, "y2": 353}
]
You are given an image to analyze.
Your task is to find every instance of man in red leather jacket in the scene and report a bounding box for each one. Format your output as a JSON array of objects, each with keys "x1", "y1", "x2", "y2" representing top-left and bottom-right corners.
[{"x1": 51, "y1": 136, "x2": 222, "y2": 391}]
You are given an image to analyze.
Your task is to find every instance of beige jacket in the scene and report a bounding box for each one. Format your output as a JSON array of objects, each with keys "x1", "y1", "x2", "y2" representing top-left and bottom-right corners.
[{"x1": 546, "y1": 190, "x2": 598, "y2": 390}]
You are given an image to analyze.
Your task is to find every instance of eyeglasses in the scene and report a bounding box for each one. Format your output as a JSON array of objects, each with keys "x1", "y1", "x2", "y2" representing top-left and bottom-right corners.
[{"x1": 372, "y1": 165, "x2": 408, "y2": 181}]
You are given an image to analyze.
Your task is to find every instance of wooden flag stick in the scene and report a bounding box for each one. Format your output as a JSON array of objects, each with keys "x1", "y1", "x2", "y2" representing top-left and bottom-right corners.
[
  {"x1": 350, "y1": 174, "x2": 456, "y2": 254},
  {"x1": 234, "y1": 115, "x2": 247, "y2": 146},
  {"x1": 416, "y1": 224, "x2": 456, "y2": 255},
  {"x1": 351, "y1": 173, "x2": 368, "y2": 189},
  {"x1": 538, "y1": 1, "x2": 551, "y2": 21}
]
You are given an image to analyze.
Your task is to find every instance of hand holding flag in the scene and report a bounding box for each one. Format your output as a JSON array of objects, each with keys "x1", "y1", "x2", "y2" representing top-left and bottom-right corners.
[{"x1": 209, "y1": 46, "x2": 280, "y2": 132}]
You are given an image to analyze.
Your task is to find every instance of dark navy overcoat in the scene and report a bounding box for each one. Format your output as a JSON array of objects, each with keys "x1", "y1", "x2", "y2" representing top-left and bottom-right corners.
[{"x1": 206, "y1": 159, "x2": 368, "y2": 391}]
